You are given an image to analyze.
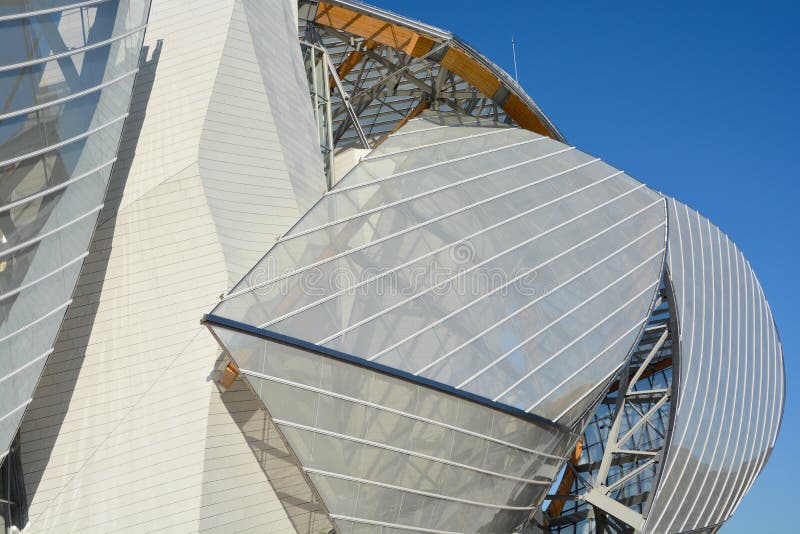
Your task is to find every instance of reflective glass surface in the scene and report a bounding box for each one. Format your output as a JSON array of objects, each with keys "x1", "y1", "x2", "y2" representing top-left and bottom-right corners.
[
  {"x1": 208, "y1": 324, "x2": 574, "y2": 533},
  {"x1": 214, "y1": 112, "x2": 667, "y2": 423},
  {"x1": 0, "y1": 0, "x2": 148, "y2": 455}
]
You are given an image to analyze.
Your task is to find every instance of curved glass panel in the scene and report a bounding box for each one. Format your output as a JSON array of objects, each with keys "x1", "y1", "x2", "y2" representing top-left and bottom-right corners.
[
  {"x1": 0, "y1": 0, "x2": 149, "y2": 457},
  {"x1": 207, "y1": 323, "x2": 573, "y2": 533},
  {"x1": 213, "y1": 112, "x2": 667, "y2": 424},
  {"x1": 643, "y1": 198, "x2": 785, "y2": 533}
]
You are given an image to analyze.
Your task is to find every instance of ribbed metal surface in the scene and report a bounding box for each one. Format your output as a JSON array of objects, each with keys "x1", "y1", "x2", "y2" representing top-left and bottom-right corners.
[{"x1": 644, "y1": 198, "x2": 785, "y2": 533}]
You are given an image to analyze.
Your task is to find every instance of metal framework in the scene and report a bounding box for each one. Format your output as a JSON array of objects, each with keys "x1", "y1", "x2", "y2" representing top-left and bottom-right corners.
[
  {"x1": 297, "y1": 0, "x2": 564, "y2": 150},
  {"x1": 542, "y1": 282, "x2": 676, "y2": 533}
]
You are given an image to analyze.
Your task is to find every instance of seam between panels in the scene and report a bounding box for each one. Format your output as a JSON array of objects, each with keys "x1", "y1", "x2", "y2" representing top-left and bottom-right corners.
[
  {"x1": 221, "y1": 158, "x2": 602, "y2": 301},
  {"x1": 649, "y1": 203, "x2": 704, "y2": 531},
  {"x1": 717, "y1": 249, "x2": 757, "y2": 521},
  {"x1": 725, "y1": 266, "x2": 768, "y2": 520},
  {"x1": 0, "y1": 350, "x2": 52, "y2": 385},
  {"x1": 324, "y1": 137, "x2": 552, "y2": 196},
  {"x1": 397, "y1": 199, "x2": 664, "y2": 375},
  {"x1": 0, "y1": 26, "x2": 147, "y2": 73},
  {"x1": 453, "y1": 218, "x2": 665, "y2": 388},
  {"x1": 0, "y1": 114, "x2": 127, "y2": 168},
  {"x1": 0, "y1": 159, "x2": 116, "y2": 214},
  {"x1": 0, "y1": 0, "x2": 114, "y2": 22},
  {"x1": 234, "y1": 368, "x2": 567, "y2": 460},
  {"x1": 272, "y1": 418, "x2": 550, "y2": 485},
  {"x1": 0, "y1": 252, "x2": 89, "y2": 302},
  {"x1": 0, "y1": 70, "x2": 139, "y2": 121},
  {"x1": 523, "y1": 286, "x2": 656, "y2": 412},
  {"x1": 329, "y1": 514, "x2": 461, "y2": 534},
  {"x1": 303, "y1": 467, "x2": 536, "y2": 511},
  {"x1": 0, "y1": 399, "x2": 33, "y2": 422},
  {"x1": 362, "y1": 126, "x2": 516, "y2": 161},
  {"x1": 414, "y1": 219, "x2": 660, "y2": 386},
  {"x1": 265, "y1": 171, "x2": 633, "y2": 334},
  {"x1": 705, "y1": 243, "x2": 745, "y2": 525},
  {"x1": 29, "y1": 328, "x2": 211, "y2": 522},
  {"x1": 312, "y1": 177, "x2": 637, "y2": 346},
  {"x1": 641, "y1": 201, "x2": 682, "y2": 525},
  {"x1": 722, "y1": 255, "x2": 769, "y2": 522},
  {"x1": 695, "y1": 234, "x2": 738, "y2": 523},
  {"x1": 669, "y1": 218, "x2": 721, "y2": 532},
  {"x1": 385, "y1": 117, "x2": 489, "y2": 138},
  {"x1": 0, "y1": 300, "x2": 72, "y2": 343},
  {"x1": 0, "y1": 206, "x2": 102, "y2": 260},
  {"x1": 687, "y1": 226, "x2": 734, "y2": 524},
  {"x1": 283, "y1": 144, "x2": 572, "y2": 241}
]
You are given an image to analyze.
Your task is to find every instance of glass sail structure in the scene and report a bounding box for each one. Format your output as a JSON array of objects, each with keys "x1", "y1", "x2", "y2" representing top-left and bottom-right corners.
[
  {"x1": 0, "y1": 0, "x2": 150, "y2": 458},
  {"x1": 0, "y1": 0, "x2": 783, "y2": 532}
]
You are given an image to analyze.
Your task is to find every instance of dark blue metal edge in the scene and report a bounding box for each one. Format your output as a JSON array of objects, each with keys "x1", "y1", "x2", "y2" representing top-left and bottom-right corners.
[{"x1": 202, "y1": 313, "x2": 572, "y2": 435}]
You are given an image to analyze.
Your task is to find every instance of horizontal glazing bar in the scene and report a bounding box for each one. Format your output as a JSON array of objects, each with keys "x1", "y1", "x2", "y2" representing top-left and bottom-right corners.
[
  {"x1": 204, "y1": 315, "x2": 572, "y2": 435},
  {"x1": 238, "y1": 368, "x2": 566, "y2": 459},
  {"x1": 316, "y1": 180, "x2": 643, "y2": 346},
  {"x1": 0, "y1": 205, "x2": 102, "y2": 259},
  {"x1": 274, "y1": 418, "x2": 550, "y2": 485},
  {"x1": 0, "y1": 350, "x2": 52, "y2": 384},
  {"x1": 363, "y1": 127, "x2": 512, "y2": 160},
  {"x1": 0, "y1": 114, "x2": 127, "y2": 167},
  {"x1": 456, "y1": 227, "x2": 665, "y2": 387},
  {"x1": 0, "y1": 159, "x2": 115, "y2": 213},
  {"x1": 329, "y1": 515, "x2": 460, "y2": 534},
  {"x1": 325, "y1": 137, "x2": 549, "y2": 196},
  {"x1": 0, "y1": 300, "x2": 71, "y2": 343},
  {"x1": 0, "y1": 26, "x2": 146, "y2": 72},
  {"x1": 528, "y1": 316, "x2": 652, "y2": 414},
  {"x1": 0, "y1": 0, "x2": 113, "y2": 22},
  {"x1": 282, "y1": 144, "x2": 571, "y2": 241},
  {"x1": 0, "y1": 252, "x2": 88, "y2": 301},
  {"x1": 499, "y1": 272, "x2": 660, "y2": 405},
  {"x1": 0, "y1": 69, "x2": 138, "y2": 121},
  {"x1": 304, "y1": 467, "x2": 537, "y2": 510},
  {"x1": 224, "y1": 158, "x2": 600, "y2": 300}
]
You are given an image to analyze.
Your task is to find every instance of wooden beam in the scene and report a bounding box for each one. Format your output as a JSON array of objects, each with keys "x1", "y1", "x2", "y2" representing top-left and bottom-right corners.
[
  {"x1": 547, "y1": 436, "x2": 584, "y2": 518},
  {"x1": 372, "y1": 99, "x2": 429, "y2": 148},
  {"x1": 330, "y1": 39, "x2": 378, "y2": 90},
  {"x1": 316, "y1": 3, "x2": 434, "y2": 56},
  {"x1": 314, "y1": 2, "x2": 555, "y2": 138}
]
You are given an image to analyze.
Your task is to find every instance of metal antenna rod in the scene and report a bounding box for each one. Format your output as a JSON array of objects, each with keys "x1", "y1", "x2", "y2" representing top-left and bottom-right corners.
[{"x1": 511, "y1": 35, "x2": 519, "y2": 83}]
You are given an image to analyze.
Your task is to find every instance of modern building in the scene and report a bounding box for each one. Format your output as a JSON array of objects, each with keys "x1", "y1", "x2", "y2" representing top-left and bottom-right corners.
[{"x1": 0, "y1": 0, "x2": 784, "y2": 533}]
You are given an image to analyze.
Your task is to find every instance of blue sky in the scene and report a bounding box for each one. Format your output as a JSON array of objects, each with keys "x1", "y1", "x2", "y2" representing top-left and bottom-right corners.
[{"x1": 375, "y1": 1, "x2": 798, "y2": 531}]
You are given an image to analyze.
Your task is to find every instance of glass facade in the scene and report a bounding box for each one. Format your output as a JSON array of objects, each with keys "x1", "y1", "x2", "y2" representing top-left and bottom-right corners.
[
  {"x1": 0, "y1": 0, "x2": 149, "y2": 457},
  {"x1": 213, "y1": 112, "x2": 667, "y2": 426},
  {"x1": 207, "y1": 322, "x2": 574, "y2": 533},
  {"x1": 0, "y1": 0, "x2": 783, "y2": 532}
]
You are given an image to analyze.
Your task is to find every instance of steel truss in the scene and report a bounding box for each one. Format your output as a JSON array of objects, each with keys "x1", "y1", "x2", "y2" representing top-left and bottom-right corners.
[
  {"x1": 298, "y1": 1, "x2": 527, "y2": 150},
  {"x1": 540, "y1": 282, "x2": 677, "y2": 534}
]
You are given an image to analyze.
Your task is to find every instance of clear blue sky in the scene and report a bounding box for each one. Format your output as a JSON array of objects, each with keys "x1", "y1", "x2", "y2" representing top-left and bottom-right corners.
[{"x1": 376, "y1": 1, "x2": 797, "y2": 531}]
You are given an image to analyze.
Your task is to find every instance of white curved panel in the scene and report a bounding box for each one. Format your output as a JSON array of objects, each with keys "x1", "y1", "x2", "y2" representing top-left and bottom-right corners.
[{"x1": 644, "y1": 198, "x2": 784, "y2": 533}]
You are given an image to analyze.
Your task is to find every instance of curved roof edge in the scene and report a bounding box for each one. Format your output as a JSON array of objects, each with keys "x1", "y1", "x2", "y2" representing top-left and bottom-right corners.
[{"x1": 307, "y1": 0, "x2": 566, "y2": 142}]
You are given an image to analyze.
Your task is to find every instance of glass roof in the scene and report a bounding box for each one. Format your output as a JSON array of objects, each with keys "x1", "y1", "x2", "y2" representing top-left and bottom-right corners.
[{"x1": 209, "y1": 112, "x2": 667, "y2": 425}]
